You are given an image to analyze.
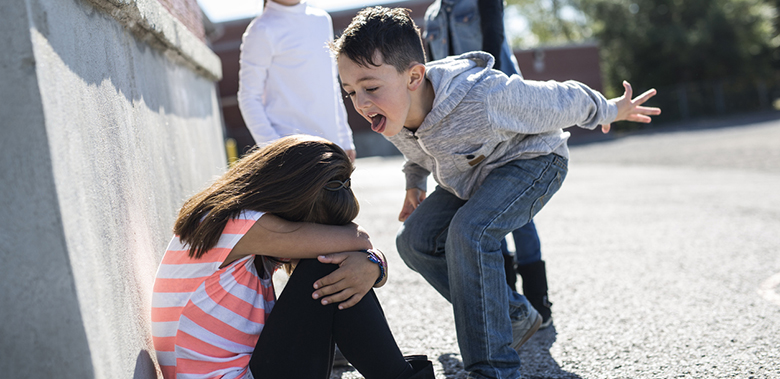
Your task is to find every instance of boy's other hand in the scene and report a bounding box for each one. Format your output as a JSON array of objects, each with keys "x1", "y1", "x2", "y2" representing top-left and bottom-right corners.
[
  {"x1": 399, "y1": 188, "x2": 426, "y2": 222},
  {"x1": 603, "y1": 81, "x2": 661, "y2": 133},
  {"x1": 346, "y1": 149, "x2": 356, "y2": 162},
  {"x1": 312, "y1": 251, "x2": 378, "y2": 309}
]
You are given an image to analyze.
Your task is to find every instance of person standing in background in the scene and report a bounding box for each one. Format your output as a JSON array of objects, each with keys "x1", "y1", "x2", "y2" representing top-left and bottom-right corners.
[
  {"x1": 424, "y1": 0, "x2": 553, "y2": 329},
  {"x1": 238, "y1": 0, "x2": 356, "y2": 161},
  {"x1": 236, "y1": 1, "x2": 356, "y2": 367}
]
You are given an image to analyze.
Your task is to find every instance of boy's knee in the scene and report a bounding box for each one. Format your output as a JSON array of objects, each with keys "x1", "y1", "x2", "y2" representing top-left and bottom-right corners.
[
  {"x1": 395, "y1": 224, "x2": 435, "y2": 270},
  {"x1": 395, "y1": 225, "x2": 414, "y2": 260},
  {"x1": 447, "y1": 216, "x2": 477, "y2": 242}
]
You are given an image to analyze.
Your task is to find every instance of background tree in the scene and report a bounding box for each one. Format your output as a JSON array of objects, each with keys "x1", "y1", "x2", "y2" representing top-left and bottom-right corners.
[
  {"x1": 506, "y1": 0, "x2": 778, "y2": 123},
  {"x1": 505, "y1": 0, "x2": 591, "y2": 46}
]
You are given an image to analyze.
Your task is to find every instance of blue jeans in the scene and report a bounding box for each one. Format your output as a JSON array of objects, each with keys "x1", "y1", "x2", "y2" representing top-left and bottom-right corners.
[
  {"x1": 396, "y1": 154, "x2": 567, "y2": 379},
  {"x1": 500, "y1": 220, "x2": 541, "y2": 266}
]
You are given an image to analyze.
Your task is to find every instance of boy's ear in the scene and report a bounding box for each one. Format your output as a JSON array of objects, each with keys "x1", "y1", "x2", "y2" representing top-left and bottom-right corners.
[{"x1": 407, "y1": 63, "x2": 426, "y2": 91}]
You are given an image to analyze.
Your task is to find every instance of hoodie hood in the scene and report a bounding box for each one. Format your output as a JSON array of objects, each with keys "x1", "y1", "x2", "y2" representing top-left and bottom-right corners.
[{"x1": 422, "y1": 51, "x2": 497, "y2": 129}]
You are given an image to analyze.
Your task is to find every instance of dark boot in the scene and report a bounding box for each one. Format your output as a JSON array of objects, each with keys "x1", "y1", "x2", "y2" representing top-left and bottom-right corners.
[
  {"x1": 516, "y1": 260, "x2": 553, "y2": 328},
  {"x1": 503, "y1": 253, "x2": 517, "y2": 291},
  {"x1": 400, "y1": 355, "x2": 434, "y2": 379}
]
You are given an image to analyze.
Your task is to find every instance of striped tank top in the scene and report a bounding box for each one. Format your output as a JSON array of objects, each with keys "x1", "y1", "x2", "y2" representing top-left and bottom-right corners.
[{"x1": 151, "y1": 210, "x2": 276, "y2": 379}]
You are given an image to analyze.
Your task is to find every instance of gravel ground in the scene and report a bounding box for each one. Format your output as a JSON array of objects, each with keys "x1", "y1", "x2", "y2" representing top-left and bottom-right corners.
[{"x1": 323, "y1": 115, "x2": 780, "y2": 379}]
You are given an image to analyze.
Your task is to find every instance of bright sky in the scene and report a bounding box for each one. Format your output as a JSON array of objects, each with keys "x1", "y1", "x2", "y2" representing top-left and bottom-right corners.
[{"x1": 198, "y1": 0, "x2": 408, "y2": 22}]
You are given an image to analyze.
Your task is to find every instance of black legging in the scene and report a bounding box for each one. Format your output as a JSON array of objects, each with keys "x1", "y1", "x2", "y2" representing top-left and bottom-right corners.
[{"x1": 249, "y1": 259, "x2": 413, "y2": 379}]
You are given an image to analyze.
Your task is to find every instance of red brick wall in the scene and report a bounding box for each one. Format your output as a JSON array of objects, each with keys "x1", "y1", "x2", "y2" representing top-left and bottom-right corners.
[
  {"x1": 515, "y1": 44, "x2": 602, "y2": 92},
  {"x1": 157, "y1": 0, "x2": 206, "y2": 41}
]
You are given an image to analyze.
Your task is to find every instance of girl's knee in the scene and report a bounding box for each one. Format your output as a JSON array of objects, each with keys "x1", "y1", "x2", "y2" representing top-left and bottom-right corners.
[{"x1": 290, "y1": 259, "x2": 338, "y2": 282}]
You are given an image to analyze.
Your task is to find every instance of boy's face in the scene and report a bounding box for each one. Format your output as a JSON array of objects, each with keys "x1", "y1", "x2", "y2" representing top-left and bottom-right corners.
[{"x1": 338, "y1": 53, "x2": 414, "y2": 137}]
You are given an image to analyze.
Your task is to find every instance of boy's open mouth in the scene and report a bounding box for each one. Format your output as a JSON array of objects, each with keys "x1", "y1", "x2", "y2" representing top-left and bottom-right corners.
[{"x1": 369, "y1": 113, "x2": 386, "y2": 134}]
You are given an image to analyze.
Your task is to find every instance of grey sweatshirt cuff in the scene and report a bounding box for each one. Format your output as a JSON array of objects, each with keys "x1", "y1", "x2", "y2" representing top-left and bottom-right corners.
[{"x1": 405, "y1": 172, "x2": 428, "y2": 192}]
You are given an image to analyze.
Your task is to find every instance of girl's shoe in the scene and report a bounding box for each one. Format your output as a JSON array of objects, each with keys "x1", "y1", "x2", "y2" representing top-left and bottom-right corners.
[
  {"x1": 402, "y1": 355, "x2": 434, "y2": 379},
  {"x1": 332, "y1": 344, "x2": 349, "y2": 367}
]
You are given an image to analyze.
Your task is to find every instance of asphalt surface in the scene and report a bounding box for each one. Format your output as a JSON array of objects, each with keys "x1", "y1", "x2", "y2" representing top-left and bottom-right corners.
[{"x1": 327, "y1": 114, "x2": 780, "y2": 379}]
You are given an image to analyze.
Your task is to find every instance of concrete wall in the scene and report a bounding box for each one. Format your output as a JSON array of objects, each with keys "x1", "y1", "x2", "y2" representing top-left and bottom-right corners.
[{"x1": 0, "y1": 0, "x2": 225, "y2": 377}]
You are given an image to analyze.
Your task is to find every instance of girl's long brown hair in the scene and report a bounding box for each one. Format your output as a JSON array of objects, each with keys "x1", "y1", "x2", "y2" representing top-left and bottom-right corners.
[{"x1": 174, "y1": 135, "x2": 359, "y2": 259}]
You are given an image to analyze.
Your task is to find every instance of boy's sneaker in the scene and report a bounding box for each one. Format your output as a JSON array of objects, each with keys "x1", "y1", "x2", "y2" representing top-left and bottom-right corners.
[{"x1": 510, "y1": 305, "x2": 542, "y2": 352}]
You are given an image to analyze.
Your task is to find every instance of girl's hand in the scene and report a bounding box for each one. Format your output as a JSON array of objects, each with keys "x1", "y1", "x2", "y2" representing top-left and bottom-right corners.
[{"x1": 312, "y1": 251, "x2": 380, "y2": 309}]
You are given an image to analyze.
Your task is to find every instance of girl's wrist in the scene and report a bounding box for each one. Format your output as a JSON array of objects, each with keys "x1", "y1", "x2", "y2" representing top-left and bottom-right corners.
[{"x1": 362, "y1": 248, "x2": 387, "y2": 287}]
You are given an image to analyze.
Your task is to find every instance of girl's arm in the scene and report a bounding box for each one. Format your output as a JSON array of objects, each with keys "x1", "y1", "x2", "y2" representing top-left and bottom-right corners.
[
  {"x1": 227, "y1": 214, "x2": 380, "y2": 310},
  {"x1": 230, "y1": 213, "x2": 372, "y2": 261}
]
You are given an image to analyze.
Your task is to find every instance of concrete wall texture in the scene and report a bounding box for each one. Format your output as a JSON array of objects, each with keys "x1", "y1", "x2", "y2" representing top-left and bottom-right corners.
[{"x1": 0, "y1": 0, "x2": 226, "y2": 377}]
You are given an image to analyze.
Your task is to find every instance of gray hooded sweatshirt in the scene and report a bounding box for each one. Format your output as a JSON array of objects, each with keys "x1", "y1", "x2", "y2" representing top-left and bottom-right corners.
[{"x1": 386, "y1": 51, "x2": 618, "y2": 200}]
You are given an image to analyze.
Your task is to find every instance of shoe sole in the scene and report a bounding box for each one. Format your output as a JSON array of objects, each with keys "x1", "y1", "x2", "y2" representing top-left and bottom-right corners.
[
  {"x1": 539, "y1": 316, "x2": 553, "y2": 330},
  {"x1": 511, "y1": 313, "x2": 542, "y2": 353}
]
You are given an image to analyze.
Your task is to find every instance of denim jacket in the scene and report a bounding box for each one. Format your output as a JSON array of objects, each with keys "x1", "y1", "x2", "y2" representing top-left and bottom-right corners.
[{"x1": 424, "y1": 0, "x2": 521, "y2": 76}]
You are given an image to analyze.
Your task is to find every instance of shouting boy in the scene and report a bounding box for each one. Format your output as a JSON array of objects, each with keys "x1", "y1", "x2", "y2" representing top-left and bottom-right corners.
[{"x1": 331, "y1": 7, "x2": 660, "y2": 379}]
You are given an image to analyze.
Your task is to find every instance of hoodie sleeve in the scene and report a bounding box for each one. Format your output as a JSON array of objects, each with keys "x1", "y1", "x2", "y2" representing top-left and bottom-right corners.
[
  {"x1": 484, "y1": 75, "x2": 618, "y2": 134},
  {"x1": 402, "y1": 160, "x2": 430, "y2": 192}
]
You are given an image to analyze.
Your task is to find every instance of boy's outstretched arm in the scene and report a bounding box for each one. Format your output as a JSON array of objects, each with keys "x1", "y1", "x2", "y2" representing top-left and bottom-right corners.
[{"x1": 602, "y1": 81, "x2": 662, "y2": 133}]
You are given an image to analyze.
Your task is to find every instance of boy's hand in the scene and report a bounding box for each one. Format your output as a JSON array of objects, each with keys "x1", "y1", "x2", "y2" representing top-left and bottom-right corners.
[
  {"x1": 312, "y1": 251, "x2": 379, "y2": 309},
  {"x1": 603, "y1": 81, "x2": 662, "y2": 133},
  {"x1": 399, "y1": 188, "x2": 426, "y2": 222},
  {"x1": 345, "y1": 149, "x2": 356, "y2": 162}
]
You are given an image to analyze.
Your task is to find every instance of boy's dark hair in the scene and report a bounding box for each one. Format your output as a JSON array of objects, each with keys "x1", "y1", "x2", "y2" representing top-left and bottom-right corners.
[{"x1": 331, "y1": 7, "x2": 426, "y2": 73}]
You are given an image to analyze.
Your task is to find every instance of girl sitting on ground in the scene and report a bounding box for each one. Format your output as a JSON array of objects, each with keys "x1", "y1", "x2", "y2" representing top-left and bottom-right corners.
[{"x1": 151, "y1": 135, "x2": 433, "y2": 379}]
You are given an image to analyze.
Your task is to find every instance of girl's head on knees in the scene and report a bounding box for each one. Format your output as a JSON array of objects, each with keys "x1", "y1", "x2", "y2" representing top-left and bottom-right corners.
[
  {"x1": 241, "y1": 134, "x2": 359, "y2": 225},
  {"x1": 175, "y1": 135, "x2": 358, "y2": 258}
]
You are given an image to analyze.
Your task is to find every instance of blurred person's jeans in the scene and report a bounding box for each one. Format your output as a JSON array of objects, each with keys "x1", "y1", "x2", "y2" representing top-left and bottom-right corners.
[
  {"x1": 500, "y1": 220, "x2": 542, "y2": 266},
  {"x1": 396, "y1": 154, "x2": 567, "y2": 379}
]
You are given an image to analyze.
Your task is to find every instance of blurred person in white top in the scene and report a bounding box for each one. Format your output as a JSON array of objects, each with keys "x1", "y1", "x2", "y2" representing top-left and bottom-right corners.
[{"x1": 238, "y1": 0, "x2": 356, "y2": 160}]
